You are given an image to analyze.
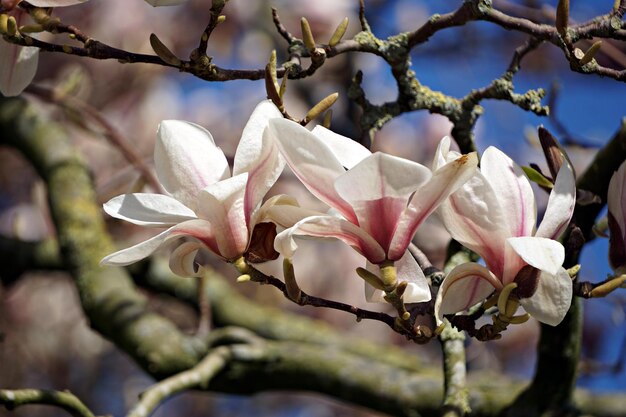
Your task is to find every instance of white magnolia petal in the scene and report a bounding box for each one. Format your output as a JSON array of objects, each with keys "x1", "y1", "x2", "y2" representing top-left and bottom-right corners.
[
  {"x1": 169, "y1": 241, "x2": 203, "y2": 277},
  {"x1": 335, "y1": 152, "x2": 432, "y2": 253},
  {"x1": 608, "y1": 160, "x2": 626, "y2": 239},
  {"x1": 438, "y1": 171, "x2": 508, "y2": 277},
  {"x1": 434, "y1": 263, "x2": 502, "y2": 325},
  {"x1": 481, "y1": 147, "x2": 537, "y2": 237},
  {"x1": 233, "y1": 100, "x2": 283, "y2": 176},
  {"x1": 507, "y1": 236, "x2": 565, "y2": 277},
  {"x1": 27, "y1": 0, "x2": 87, "y2": 6},
  {"x1": 198, "y1": 173, "x2": 249, "y2": 260},
  {"x1": 239, "y1": 124, "x2": 285, "y2": 226},
  {"x1": 519, "y1": 267, "x2": 572, "y2": 326},
  {"x1": 155, "y1": 120, "x2": 229, "y2": 209},
  {"x1": 267, "y1": 118, "x2": 357, "y2": 223},
  {"x1": 234, "y1": 102, "x2": 285, "y2": 224},
  {"x1": 0, "y1": 40, "x2": 39, "y2": 97},
  {"x1": 274, "y1": 215, "x2": 386, "y2": 263},
  {"x1": 396, "y1": 251, "x2": 431, "y2": 303},
  {"x1": 536, "y1": 160, "x2": 576, "y2": 239},
  {"x1": 103, "y1": 193, "x2": 196, "y2": 227},
  {"x1": 311, "y1": 125, "x2": 371, "y2": 169},
  {"x1": 432, "y1": 136, "x2": 462, "y2": 169},
  {"x1": 364, "y1": 251, "x2": 430, "y2": 303},
  {"x1": 143, "y1": 0, "x2": 188, "y2": 6},
  {"x1": 389, "y1": 151, "x2": 478, "y2": 260},
  {"x1": 258, "y1": 196, "x2": 325, "y2": 229},
  {"x1": 100, "y1": 219, "x2": 217, "y2": 266}
]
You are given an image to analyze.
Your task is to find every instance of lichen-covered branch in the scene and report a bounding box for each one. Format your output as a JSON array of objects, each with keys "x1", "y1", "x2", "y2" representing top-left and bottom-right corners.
[
  {"x1": 0, "y1": 96, "x2": 208, "y2": 379},
  {"x1": 0, "y1": 389, "x2": 97, "y2": 417},
  {"x1": 126, "y1": 346, "x2": 232, "y2": 417}
]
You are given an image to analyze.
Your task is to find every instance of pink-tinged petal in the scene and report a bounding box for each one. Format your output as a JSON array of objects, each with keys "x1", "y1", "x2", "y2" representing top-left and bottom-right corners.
[
  {"x1": 481, "y1": 147, "x2": 537, "y2": 237},
  {"x1": 198, "y1": 173, "x2": 249, "y2": 260},
  {"x1": 27, "y1": 0, "x2": 87, "y2": 6},
  {"x1": 0, "y1": 39, "x2": 38, "y2": 97},
  {"x1": 389, "y1": 152, "x2": 478, "y2": 260},
  {"x1": 233, "y1": 102, "x2": 284, "y2": 224},
  {"x1": 267, "y1": 118, "x2": 357, "y2": 223},
  {"x1": 169, "y1": 241, "x2": 203, "y2": 277},
  {"x1": 155, "y1": 120, "x2": 229, "y2": 210},
  {"x1": 364, "y1": 251, "x2": 430, "y2": 303},
  {"x1": 506, "y1": 236, "x2": 564, "y2": 278},
  {"x1": 274, "y1": 215, "x2": 386, "y2": 263},
  {"x1": 335, "y1": 152, "x2": 432, "y2": 253},
  {"x1": 519, "y1": 267, "x2": 572, "y2": 326},
  {"x1": 608, "y1": 160, "x2": 626, "y2": 240},
  {"x1": 438, "y1": 171, "x2": 509, "y2": 277},
  {"x1": 100, "y1": 219, "x2": 218, "y2": 266},
  {"x1": 103, "y1": 193, "x2": 196, "y2": 227},
  {"x1": 256, "y1": 195, "x2": 324, "y2": 229},
  {"x1": 536, "y1": 160, "x2": 576, "y2": 239},
  {"x1": 434, "y1": 263, "x2": 502, "y2": 325},
  {"x1": 143, "y1": 0, "x2": 188, "y2": 6},
  {"x1": 240, "y1": 123, "x2": 285, "y2": 226},
  {"x1": 311, "y1": 125, "x2": 371, "y2": 169}
]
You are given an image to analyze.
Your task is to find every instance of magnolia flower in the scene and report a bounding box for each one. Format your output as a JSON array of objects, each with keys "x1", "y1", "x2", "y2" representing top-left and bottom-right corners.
[
  {"x1": 0, "y1": 0, "x2": 88, "y2": 96},
  {"x1": 435, "y1": 142, "x2": 576, "y2": 326},
  {"x1": 268, "y1": 119, "x2": 478, "y2": 303},
  {"x1": 101, "y1": 100, "x2": 289, "y2": 276},
  {"x1": 608, "y1": 160, "x2": 626, "y2": 272}
]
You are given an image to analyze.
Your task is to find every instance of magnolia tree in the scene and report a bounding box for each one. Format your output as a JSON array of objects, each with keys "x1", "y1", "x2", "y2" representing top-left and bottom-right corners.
[{"x1": 0, "y1": 0, "x2": 625, "y2": 416}]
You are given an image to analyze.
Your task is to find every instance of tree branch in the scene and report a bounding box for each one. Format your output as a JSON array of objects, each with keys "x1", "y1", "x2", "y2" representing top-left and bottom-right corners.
[{"x1": 0, "y1": 389, "x2": 97, "y2": 417}]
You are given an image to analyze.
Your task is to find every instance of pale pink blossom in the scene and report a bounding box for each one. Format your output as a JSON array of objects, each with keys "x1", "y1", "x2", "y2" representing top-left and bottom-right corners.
[
  {"x1": 435, "y1": 142, "x2": 576, "y2": 326},
  {"x1": 101, "y1": 101, "x2": 290, "y2": 276},
  {"x1": 268, "y1": 118, "x2": 478, "y2": 303}
]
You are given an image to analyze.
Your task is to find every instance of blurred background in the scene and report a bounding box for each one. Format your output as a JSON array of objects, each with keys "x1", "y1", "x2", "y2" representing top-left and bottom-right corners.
[{"x1": 1, "y1": 0, "x2": 625, "y2": 416}]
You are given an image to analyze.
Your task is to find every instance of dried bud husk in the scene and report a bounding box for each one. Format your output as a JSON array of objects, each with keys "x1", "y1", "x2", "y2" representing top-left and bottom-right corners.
[
  {"x1": 522, "y1": 165, "x2": 554, "y2": 189},
  {"x1": 356, "y1": 267, "x2": 385, "y2": 290},
  {"x1": 7, "y1": 15, "x2": 17, "y2": 36},
  {"x1": 395, "y1": 280, "x2": 408, "y2": 297},
  {"x1": 150, "y1": 33, "x2": 182, "y2": 66},
  {"x1": 303, "y1": 92, "x2": 338, "y2": 125},
  {"x1": 322, "y1": 110, "x2": 332, "y2": 128},
  {"x1": 513, "y1": 265, "x2": 540, "y2": 299},
  {"x1": 19, "y1": 24, "x2": 44, "y2": 33},
  {"x1": 556, "y1": 0, "x2": 569, "y2": 36},
  {"x1": 579, "y1": 41, "x2": 602, "y2": 66},
  {"x1": 283, "y1": 258, "x2": 302, "y2": 303},
  {"x1": 0, "y1": 14, "x2": 8, "y2": 34},
  {"x1": 265, "y1": 63, "x2": 282, "y2": 108},
  {"x1": 328, "y1": 17, "x2": 348, "y2": 47},
  {"x1": 537, "y1": 126, "x2": 564, "y2": 179},
  {"x1": 245, "y1": 222, "x2": 279, "y2": 263},
  {"x1": 300, "y1": 17, "x2": 316, "y2": 51},
  {"x1": 590, "y1": 275, "x2": 626, "y2": 298},
  {"x1": 279, "y1": 66, "x2": 289, "y2": 99}
]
